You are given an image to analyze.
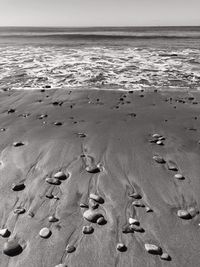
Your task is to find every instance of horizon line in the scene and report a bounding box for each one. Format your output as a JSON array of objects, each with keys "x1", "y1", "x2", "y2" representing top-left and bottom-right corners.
[{"x1": 0, "y1": 25, "x2": 200, "y2": 28}]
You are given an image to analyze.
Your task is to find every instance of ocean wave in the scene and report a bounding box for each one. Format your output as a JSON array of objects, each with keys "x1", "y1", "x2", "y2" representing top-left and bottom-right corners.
[{"x1": 0, "y1": 46, "x2": 200, "y2": 91}]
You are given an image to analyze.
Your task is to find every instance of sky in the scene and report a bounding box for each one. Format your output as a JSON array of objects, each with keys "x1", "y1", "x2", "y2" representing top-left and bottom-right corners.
[{"x1": 0, "y1": 0, "x2": 200, "y2": 27}]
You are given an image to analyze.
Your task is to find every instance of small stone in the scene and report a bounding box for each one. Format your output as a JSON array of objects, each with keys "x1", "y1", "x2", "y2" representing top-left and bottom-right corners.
[
  {"x1": 12, "y1": 182, "x2": 25, "y2": 191},
  {"x1": 122, "y1": 225, "x2": 134, "y2": 234},
  {"x1": 89, "y1": 199, "x2": 99, "y2": 209},
  {"x1": 89, "y1": 193, "x2": 104, "y2": 204},
  {"x1": 83, "y1": 209, "x2": 103, "y2": 223},
  {"x1": 145, "y1": 207, "x2": 153, "y2": 213},
  {"x1": 54, "y1": 171, "x2": 68, "y2": 180},
  {"x1": 82, "y1": 225, "x2": 94, "y2": 234},
  {"x1": 96, "y1": 216, "x2": 107, "y2": 225},
  {"x1": 7, "y1": 108, "x2": 15, "y2": 114},
  {"x1": 39, "y1": 227, "x2": 51, "y2": 238},
  {"x1": 128, "y1": 218, "x2": 140, "y2": 226},
  {"x1": 55, "y1": 264, "x2": 67, "y2": 267},
  {"x1": 13, "y1": 141, "x2": 25, "y2": 147},
  {"x1": 160, "y1": 252, "x2": 171, "y2": 261},
  {"x1": 129, "y1": 192, "x2": 142, "y2": 199},
  {"x1": 38, "y1": 114, "x2": 48, "y2": 119},
  {"x1": 132, "y1": 200, "x2": 145, "y2": 207},
  {"x1": 167, "y1": 160, "x2": 178, "y2": 171},
  {"x1": 156, "y1": 140, "x2": 164, "y2": 146},
  {"x1": 54, "y1": 122, "x2": 63, "y2": 126},
  {"x1": 80, "y1": 203, "x2": 89, "y2": 209},
  {"x1": 86, "y1": 166, "x2": 101, "y2": 174},
  {"x1": 66, "y1": 245, "x2": 76, "y2": 253},
  {"x1": 28, "y1": 211, "x2": 34, "y2": 217},
  {"x1": 48, "y1": 215, "x2": 59, "y2": 222},
  {"x1": 13, "y1": 207, "x2": 26, "y2": 214},
  {"x1": 174, "y1": 173, "x2": 184, "y2": 180},
  {"x1": 152, "y1": 134, "x2": 161, "y2": 138},
  {"x1": 153, "y1": 155, "x2": 165, "y2": 164},
  {"x1": 3, "y1": 239, "x2": 23, "y2": 256},
  {"x1": 144, "y1": 243, "x2": 162, "y2": 255},
  {"x1": 45, "y1": 178, "x2": 61, "y2": 185},
  {"x1": 78, "y1": 133, "x2": 86, "y2": 138},
  {"x1": 177, "y1": 209, "x2": 191, "y2": 219},
  {"x1": 188, "y1": 207, "x2": 199, "y2": 218},
  {"x1": 129, "y1": 224, "x2": 144, "y2": 232},
  {"x1": 116, "y1": 243, "x2": 127, "y2": 252},
  {"x1": 0, "y1": 128, "x2": 6, "y2": 131},
  {"x1": 0, "y1": 228, "x2": 10, "y2": 238},
  {"x1": 46, "y1": 193, "x2": 54, "y2": 199}
]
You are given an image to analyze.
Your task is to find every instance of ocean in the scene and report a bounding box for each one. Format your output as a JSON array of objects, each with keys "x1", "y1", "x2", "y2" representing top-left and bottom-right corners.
[{"x1": 0, "y1": 26, "x2": 200, "y2": 91}]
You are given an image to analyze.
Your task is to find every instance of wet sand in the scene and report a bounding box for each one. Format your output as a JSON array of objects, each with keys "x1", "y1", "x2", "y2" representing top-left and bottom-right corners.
[{"x1": 1, "y1": 88, "x2": 200, "y2": 266}]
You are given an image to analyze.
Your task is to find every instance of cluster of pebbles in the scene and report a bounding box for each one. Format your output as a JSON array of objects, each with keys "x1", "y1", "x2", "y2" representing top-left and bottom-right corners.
[{"x1": 151, "y1": 133, "x2": 199, "y2": 221}]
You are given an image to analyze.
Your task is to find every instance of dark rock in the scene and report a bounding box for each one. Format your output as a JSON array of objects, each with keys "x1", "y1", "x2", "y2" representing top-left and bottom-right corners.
[
  {"x1": 3, "y1": 239, "x2": 23, "y2": 256},
  {"x1": 153, "y1": 155, "x2": 166, "y2": 164},
  {"x1": 54, "y1": 171, "x2": 69, "y2": 180},
  {"x1": 12, "y1": 182, "x2": 25, "y2": 191},
  {"x1": 7, "y1": 108, "x2": 15, "y2": 114},
  {"x1": 160, "y1": 252, "x2": 171, "y2": 261},
  {"x1": 177, "y1": 209, "x2": 192, "y2": 219},
  {"x1": 66, "y1": 245, "x2": 76, "y2": 253},
  {"x1": 116, "y1": 243, "x2": 127, "y2": 252},
  {"x1": 129, "y1": 193, "x2": 142, "y2": 199},
  {"x1": 45, "y1": 178, "x2": 61, "y2": 185},
  {"x1": 89, "y1": 193, "x2": 104, "y2": 204},
  {"x1": 48, "y1": 215, "x2": 59, "y2": 222},
  {"x1": 89, "y1": 199, "x2": 99, "y2": 210},
  {"x1": 80, "y1": 203, "x2": 89, "y2": 209},
  {"x1": 82, "y1": 225, "x2": 94, "y2": 234},
  {"x1": 0, "y1": 228, "x2": 10, "y2": 238},
  {"x1": 144, "y1": 243, "x2": 162, "y2": 255},
  {"x1": 96, "y1": 217, "x2": 107, "y2": 225},
  {"x1": 86, "y1": 166, "x2": 101, "y2": 174},
  {"x1": 13, "y1": 141, "x2": 25, "y2": 147},
  {"x1": 167, "y1": 160, "x2": 178, "y2": 171},
  {"x1": 13, "y1": 207, "x2": 26, "y2": 214},
  {"x1": 54, "y1": 122, "x2": 63, "y2": 126}
]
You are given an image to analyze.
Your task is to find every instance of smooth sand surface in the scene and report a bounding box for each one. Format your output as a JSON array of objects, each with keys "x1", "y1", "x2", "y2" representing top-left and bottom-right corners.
[{"x1": 1, "y1": 88, "x2": 200, "y2": 266}]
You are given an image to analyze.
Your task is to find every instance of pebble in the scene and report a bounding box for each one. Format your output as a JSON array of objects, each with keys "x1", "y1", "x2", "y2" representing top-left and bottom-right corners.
[
  {"x1": 66, "y1": 245, "x2": 76, "y2": 253},
  {"x1": 177, "y1": 209, "x2": 191, "y2": 219},
  {"x1": 83, "y1": 209, "x2": 104, "y2": 223},
  {"x1": 86, "y1": 166, "x2": 101, "y2": 174},
  {"x1": 129, "y1": 192, "x2": 142, "y2": 199},
  {"x1": 130, "y1": 224, "x2": 144, "y2": 232},
  {"x1": 116, "y1": 243, "x2": 127, "y2": 252},
  {"x1": 13, "y1": 141, "x2": 25, "y2": 147},
  {"x1": 160, "y1": 252, "x2": 171, "y2": 261},
  {"x1": 96, "y1": 216, "x2": 107, "y2": 225},
  {"x1": 54, "y1": 122, "x2": 63, "y2": 126},
  {"x1": 132, "y1": 200, "x2": 145, "y2": 207},
  {"x1": 89, "y1": 193, "x2": 104, "y2": 204},
  {"x1": 153, "y1": 155, "x2": 165, "y2": 164},
  {"x1": 0, "y1": 228, "x2": 10, "y2": 238},
  {"x1": 38, "y1": 114, "x2": 48, "y2": 119},
  {"x1": 54, "y1": 171, "x2": 69, "y2": 180},
  {"x1": 152, "y1": 134, "x2": 161, "y2": 138},
  {"x1": 78, "y1": 133, "x2": 86, "y2": 138},
  {"x1": 174, "y1": 173, "x2": 184, "y2": 180},
  {"x1": 7, "y1": 108, "x2": 15, "y2": 114},
  {"x1": 82, "y1": 225, "x2": 94, "y2": 234},
  {"x1": 122, "y1": 225, "x2": 134, "y2": 234},
  {"x1": 0, "y1": 128, "x2": 6, "y2": 131},
  {"x1": 145, "y1": 207, "x2": 153, "y2": 213},
  {"x1": 48, "y1": 215, "x2": 59, "y2": 222},
  {"x1": 39, "y1": 227, "x2": 51, "y2": 238},
  {"x1": 3, "y1": 239, "x2": 23, "y2": 256},
  {"x1": 156, "y1": 140, "x2": 164, "y2": 146},
  {"x1": 55, "y1": 264, "x2": 67, "y2": 267},
  {"x1": 89, "y1": 199, "x2": 99, "y2": 209},
  {"x1": 46, "y1": 193, "x2": 54, "y2": 199},
  {"x1": 12, "y1": 182, "x2": 25, "y2": 191},
  {"x1": 45, "y1": 178, "x2": 61, "y2": 185},
  {"x1": 128, "y1": 218, "x2": 140, "y2": 226},
  {"x1": 80, "y1": 203, "x2": 89, "y2": 209},
  {"x1": 167, "y1": 160, "x2": 178, "y2": 171},
  {"x1": 144, "y1": 243, "x2": 162, "y2": 255},
  {"x1": 13, "y1": 207, "x2": 26, "y2": 214},
  {"x1": 188, "y1": 207, "x2": 199, "y2": 217}
]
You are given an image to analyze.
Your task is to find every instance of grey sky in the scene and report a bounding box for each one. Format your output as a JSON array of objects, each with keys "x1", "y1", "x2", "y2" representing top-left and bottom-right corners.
[{"x1": 0, "y1": 0, "x2": 200, "y2": 27}]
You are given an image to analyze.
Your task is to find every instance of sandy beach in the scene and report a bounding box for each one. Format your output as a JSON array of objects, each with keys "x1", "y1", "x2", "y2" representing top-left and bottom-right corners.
[{"x1": 0, "y1": 88, "x2": 200, "y2": 266}]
